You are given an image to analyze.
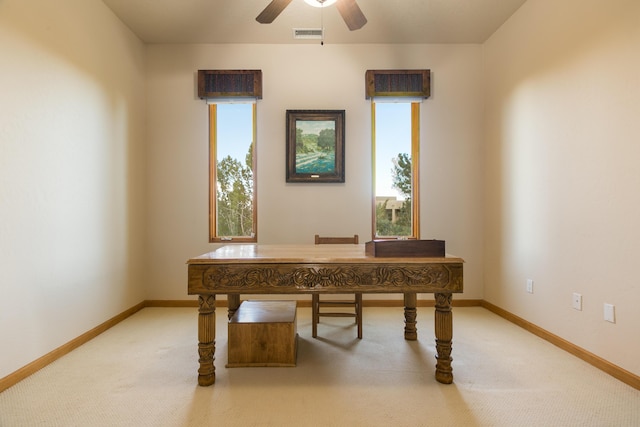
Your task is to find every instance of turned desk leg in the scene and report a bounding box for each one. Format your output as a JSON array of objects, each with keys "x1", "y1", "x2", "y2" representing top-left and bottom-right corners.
[
  {"x1": 404, "y1": 292, "x2": 418, "y2": 340},
  {"x1": 197, "y1": 295, "x2": 216, "y2": 386},
  {"x1": 227, "y1": 294, "x2": 240, "y2": 320},
  {"x1": 434, "y1": 292, "x2": 453, "y2": 384}
]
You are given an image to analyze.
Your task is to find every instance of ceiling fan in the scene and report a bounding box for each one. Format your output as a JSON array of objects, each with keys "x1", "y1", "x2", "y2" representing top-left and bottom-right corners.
[{"x1": 256, "y1": 0, "x2": 367, "y2": 31}]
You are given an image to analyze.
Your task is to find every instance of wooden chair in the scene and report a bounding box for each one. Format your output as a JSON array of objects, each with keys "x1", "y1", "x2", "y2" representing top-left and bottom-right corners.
[{"x1": 312, "y1": 234, "x2": 363, "y2": 339}]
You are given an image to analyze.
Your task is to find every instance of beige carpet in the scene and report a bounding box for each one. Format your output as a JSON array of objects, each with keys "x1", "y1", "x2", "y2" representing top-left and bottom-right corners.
[{"x1": 0, "y1": 307, "x2": 638, "y2": 426}]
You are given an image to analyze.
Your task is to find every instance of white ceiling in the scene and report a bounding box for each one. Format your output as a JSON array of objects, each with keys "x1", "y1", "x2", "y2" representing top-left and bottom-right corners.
[{"x1": 101, "y1": 0, "x2": 527, "y2": 44}]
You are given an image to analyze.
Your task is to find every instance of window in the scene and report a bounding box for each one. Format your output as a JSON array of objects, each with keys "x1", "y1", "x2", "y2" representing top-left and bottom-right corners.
[
  {"x1": 366, "y1": 69, "x2": 429, "y2": 240},
  {"x1": 372, "y1": 101, "x2": 420, "y2": 239},
  {"x1": 209, "y1": 102, "x2": 257, "y2": 242},
  {"x1": 198, "y1": 69, "x2": 261, "y2": 243}
]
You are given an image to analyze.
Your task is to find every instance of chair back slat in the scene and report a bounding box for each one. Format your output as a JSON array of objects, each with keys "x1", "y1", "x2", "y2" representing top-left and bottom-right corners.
[{"x1": 315, "y1": 234, "x2": 359, "y2": 245}]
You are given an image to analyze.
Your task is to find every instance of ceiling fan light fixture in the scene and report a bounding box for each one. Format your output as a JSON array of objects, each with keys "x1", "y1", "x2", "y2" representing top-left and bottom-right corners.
[
  {"x1": 304, "y1": 0, "x2": 338, "y2": 8},
  {"x1": 257, "y1": 0, "x2": 366, "y2": 31}
]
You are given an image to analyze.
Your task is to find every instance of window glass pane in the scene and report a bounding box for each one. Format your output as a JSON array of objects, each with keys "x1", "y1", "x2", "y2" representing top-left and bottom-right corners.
[
  {"x1": 374, "y1": 102, "x2": 413, "y2": 238},
  {"x1": 214, "y1": 103, "x2": 254, "y2": 238}
]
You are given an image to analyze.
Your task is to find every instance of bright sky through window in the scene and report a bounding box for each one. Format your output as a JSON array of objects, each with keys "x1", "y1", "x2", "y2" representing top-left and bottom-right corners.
[
  {"x1": 375, "y1": 102, "x2": 412, "y2": 201},
  {"x1": 216, "y1": 103, "x2": 253, "y2": 162}
]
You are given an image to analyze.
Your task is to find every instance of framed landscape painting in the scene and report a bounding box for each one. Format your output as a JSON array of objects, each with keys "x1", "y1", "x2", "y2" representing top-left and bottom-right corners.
[{"x1": 286, "y1": 110, "x2": 345, "y2": 183}]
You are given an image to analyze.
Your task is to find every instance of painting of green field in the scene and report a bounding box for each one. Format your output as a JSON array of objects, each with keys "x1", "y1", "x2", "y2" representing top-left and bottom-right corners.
[{"x1": 295, "y1": 120, "x2": 336, "y2": 174}]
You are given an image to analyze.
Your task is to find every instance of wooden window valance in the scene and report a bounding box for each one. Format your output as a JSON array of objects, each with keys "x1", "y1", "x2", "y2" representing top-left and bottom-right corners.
[
  {"x1": 365, "y1": 69, "x2": 430, "y2": 99},
  {"x1": 198, "y1": 70, "x2": 262, "y2": 99}
]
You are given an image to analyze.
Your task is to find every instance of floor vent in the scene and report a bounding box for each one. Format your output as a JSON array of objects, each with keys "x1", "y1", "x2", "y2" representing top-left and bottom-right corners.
[{"x1": 293, "y1": 28, "x2": 324, "y2": 40}]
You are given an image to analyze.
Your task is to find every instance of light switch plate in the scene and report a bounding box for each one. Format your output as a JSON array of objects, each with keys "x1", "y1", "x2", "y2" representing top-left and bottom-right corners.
[
  {"x1": 572, "y1": 293, "x2": 582, "y2": 311},
  {"x1": 604, "y1": 303, "x2": 615, "y2": 323}
]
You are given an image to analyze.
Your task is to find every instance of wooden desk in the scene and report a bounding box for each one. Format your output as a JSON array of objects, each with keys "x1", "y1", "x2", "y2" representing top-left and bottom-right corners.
[{"x1": 187, "y1": 244, "x2": 464, "y2": 386}]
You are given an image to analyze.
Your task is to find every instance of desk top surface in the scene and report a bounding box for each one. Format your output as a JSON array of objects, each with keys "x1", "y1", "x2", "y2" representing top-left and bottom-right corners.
[{"x1": 187, "y1": 244, "x2": 463, "y2": 265}]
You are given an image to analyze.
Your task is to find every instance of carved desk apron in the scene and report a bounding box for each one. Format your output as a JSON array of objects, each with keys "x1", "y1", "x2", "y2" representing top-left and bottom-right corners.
[{"x1": 187, "y1": 244, "x2": 464, "y2": 386}]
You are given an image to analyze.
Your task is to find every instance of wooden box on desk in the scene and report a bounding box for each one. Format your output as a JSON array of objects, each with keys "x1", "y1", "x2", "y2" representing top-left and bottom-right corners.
[
  {"x1": 365, "y1": 239, "x2": 445, "y2": 257},
  {"x1": 227, "y1": 300, "x2": 298, "y2": 367}
]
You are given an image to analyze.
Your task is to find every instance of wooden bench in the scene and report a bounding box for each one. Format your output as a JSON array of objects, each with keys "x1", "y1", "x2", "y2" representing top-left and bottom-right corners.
[{"x1": 227, "y1": 300, "x2": 298, "y2": 367}]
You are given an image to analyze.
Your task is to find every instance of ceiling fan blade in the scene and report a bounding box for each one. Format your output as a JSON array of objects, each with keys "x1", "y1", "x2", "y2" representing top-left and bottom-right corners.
[
  {"x1": 256, "y1": 0, "x2": 294, "y2": 24},
  {"x1": 335, "y1": 0, "x2": 367, "y2": 31}
]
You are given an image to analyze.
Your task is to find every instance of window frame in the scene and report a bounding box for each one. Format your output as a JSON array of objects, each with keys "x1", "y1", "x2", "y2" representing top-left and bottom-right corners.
[
  {"x1": 371, "y1": 101, "x2": 421, "y2": 240},
  {"x1": 208, "y1": 102, "x2": 258, "y2": 243}
]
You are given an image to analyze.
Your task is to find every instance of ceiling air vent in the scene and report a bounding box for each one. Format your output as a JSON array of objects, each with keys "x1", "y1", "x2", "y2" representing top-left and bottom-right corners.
[{"x1": 293, "y1": 28, "x2": 324, "y2": 40}]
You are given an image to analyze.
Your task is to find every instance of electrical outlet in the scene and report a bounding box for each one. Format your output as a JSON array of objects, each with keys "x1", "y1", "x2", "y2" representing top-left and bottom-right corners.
[
  {"x1": 572, "y1": 293, "x2": 582, "y2": 311},
  {"x1": 604, "y1": 303, "x2": 615, "y2": 323},
  {"x1": 526, "y1": 279, "x2": 534, "y2": 294}
]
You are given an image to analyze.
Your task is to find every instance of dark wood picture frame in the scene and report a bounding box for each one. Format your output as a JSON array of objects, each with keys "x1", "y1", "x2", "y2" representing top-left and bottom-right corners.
[{"x1": 286, "y1": 110, "x2": 345, "y2": 183}]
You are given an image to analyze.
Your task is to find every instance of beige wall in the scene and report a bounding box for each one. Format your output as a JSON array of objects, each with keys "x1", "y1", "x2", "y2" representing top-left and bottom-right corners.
[
  {"x1": 483, "y1": 0, "x2": 640, "y2": 375},
  {"x1": 144, "y1": 43, "x2": 485, "y2": 302},
  {"x1": 0, "y1": 0, "x2": 146, "y2": 378}
]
